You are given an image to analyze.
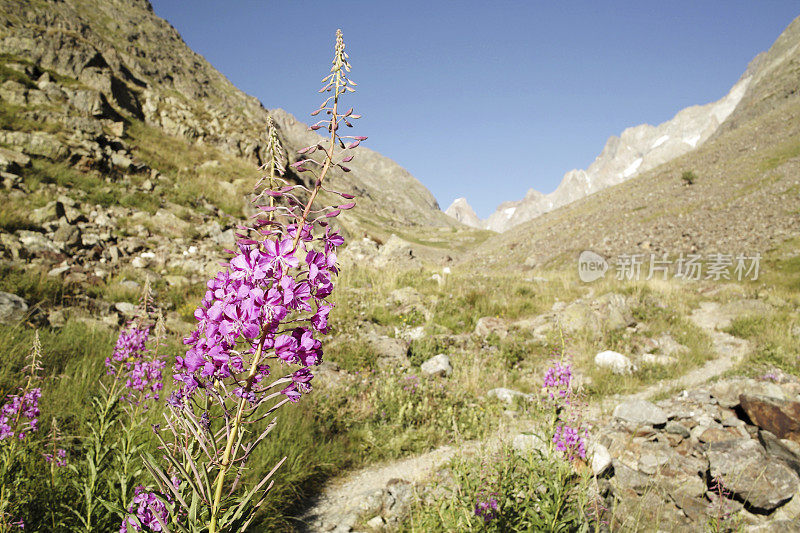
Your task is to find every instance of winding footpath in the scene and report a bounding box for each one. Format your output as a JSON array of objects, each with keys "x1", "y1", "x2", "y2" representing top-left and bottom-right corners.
[{"x1": 295, "y1": 301, "x2": 751, "y2": 532}]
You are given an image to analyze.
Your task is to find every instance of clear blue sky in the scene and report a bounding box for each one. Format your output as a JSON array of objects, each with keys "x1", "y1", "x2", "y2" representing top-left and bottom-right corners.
[{"x1": 150, "y1": 1, "x2": 798, "y2": 218}]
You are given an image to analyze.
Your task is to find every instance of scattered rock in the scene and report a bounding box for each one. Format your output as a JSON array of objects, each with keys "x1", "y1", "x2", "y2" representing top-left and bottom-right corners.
[
  {"x1": 665, "y1": 421, "x2": 691, "y2": 438},
  {"x1": 18, "y1": 230, "x2": 63, "y2": 254},
  {"x1": 592, "y1": 292, "x2": 635, "y2": 330},
  {"x1": 419, "y1": 354, "x2": 452, "y2": 378},
  {"x1": 654, "y1": 333, "x2": 689, "y2": 356},
  {"x1": 590, "y1": 442, "x2": 612, "y2": 476},
  {"x1": 474, "y1": 316, "x2": 508, "y2": 338},
  {"x1": 595, "y1": 350, "x2": 635, "y2": 375},
  {"x1": 47, "y1": 308, "x2": 68, "y2": 327},
  {"x1": 0, "y1": 292, "x2": 28, "y2": 323},
  {"x1": 340, "y1": 238, "x2": 379, "y2": 263},
  {"x1": 487, "y1": 388, "x2": 531, "y2": 404},
  {"x1": 740, "y1": 394, "x2": 800, "y2": 444},
  {"x1": 558, "y1": 302, "x2": 599, "y2": 333},
  {"x1": 316, "y1": 361, "x2": 345, "y2": 386},
  {"x1": 31, "y1": 202, "x2": 62, "y2": 224},
  {"x1": 114, "y1": 302, "x2": 136, "y2": 316},
  {"x1": 53, "y1": 224, "x2": 81, "y2": 247},
  {"x1": 164, "y1": 275, "x2": 190, "y2": 287},
  {"x1": 613, "y1": 399, "x2": 668, "y2": 427},
  {"x1": 394, "y1": 325, "x2": 425, "y2": 341},
  {"x1": 639, "y1": 353, "x2": 677, "y2": 366},
  {"x1": 367, "y1": 335, "x2": 410, "y2": 369},
  {"x1": 706, "y1": 438, "x2": 799, "y2": 512},
  {"x1": 366, "y1": 515, "x2": 384, "y2": 530},
  {"x1": 511, "y1": 432, "x2": 548, "y2": 453}
]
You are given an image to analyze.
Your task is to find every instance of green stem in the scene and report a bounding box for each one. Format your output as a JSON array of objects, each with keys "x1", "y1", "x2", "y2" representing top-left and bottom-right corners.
[{"x1": 208, "y1": 334, "x2": 268, "y2": 533}]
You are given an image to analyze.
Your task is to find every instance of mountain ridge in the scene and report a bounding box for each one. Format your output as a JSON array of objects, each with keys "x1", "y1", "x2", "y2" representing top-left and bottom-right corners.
[
  {"x1": 472, "y1": 15, "x2": 800, "y2": 269},
  {"x1": 0, "y1": 0, "x2": 450, "y2": 230},
  {"x1": 448, "y1": 37, "x2": 767, "y2": 232}
]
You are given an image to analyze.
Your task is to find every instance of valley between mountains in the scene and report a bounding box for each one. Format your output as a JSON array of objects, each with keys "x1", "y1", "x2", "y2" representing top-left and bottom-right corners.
[{"x1": 0, "y1": 1, "x2": 798, "y2": 531}]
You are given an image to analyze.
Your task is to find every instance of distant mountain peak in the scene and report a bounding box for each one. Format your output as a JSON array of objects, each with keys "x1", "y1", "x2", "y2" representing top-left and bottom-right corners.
[
  {"x1": 444, "y1": 197, "x2": 483, "y2": 229},
  {"x1": 448, "y1": 52, "x2": 755, "y2": 233}
]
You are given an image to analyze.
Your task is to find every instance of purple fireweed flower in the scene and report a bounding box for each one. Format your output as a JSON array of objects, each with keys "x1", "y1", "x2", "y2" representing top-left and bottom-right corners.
[
  {"x1": 263, "y1": 237, "x2": 299, "y2": 271},
  {"x1": 0, "y1": 388, "x2": 41, "y2": 441},
  {"x1": 474, "y1": 495, "x2": 499, "y2": 523},
  {"x1": 106, "y1": 324, "x2": 164, "y2": 405},
  {"x1": 120, "y1": 486, "x2": 170, "y2": 532},
  {"x1": 287, "y1": 223, "x2": 314, "y2": 243},
  {"x1": 553, "y1": 424, "x2": 587, "y2": 462},
  {"x1": 542, "y1": 361, "x2": 572, "y2": 399},
  {"x1": 108, "y1": 325, "x2": 150, "y2": 367},
  {"x1": 43, "y1": 448, "x2": 67, "y2": 467},
  {"x1": 175, "y1": 230, "x2": 338, "y2": 402}
]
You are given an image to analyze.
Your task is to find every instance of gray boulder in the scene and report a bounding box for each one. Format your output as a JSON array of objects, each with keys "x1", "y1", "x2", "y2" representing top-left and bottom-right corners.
[
  {"x1": 595, "y1": 350, "x2": 635, "y2": 375},
  {"x1": 420, "y1": 354, "x2": 452, "y2": 378},
  {"x1": 474, "y1": 316, "x2": 508, "y2": 338},
  {"x1": 613, "y1": 399, "x2": 668, "y2": 427},
  {"x1": 0, "y1": 292, "x2": 28, "y2": 323},
  {"x1": 487, "y1": 388, "x2": 531, "y2": 404},
  {"x1": 706, "y1": 438, "x2": 799, "y2": 512},
  {"x1": 367, "y1": 335, "x2": 410, "y2": 369}
]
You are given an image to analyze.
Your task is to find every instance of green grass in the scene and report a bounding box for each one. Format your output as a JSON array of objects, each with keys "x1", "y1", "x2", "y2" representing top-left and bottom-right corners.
[
  {"x1": 0, "y1": 100, "x2": 63, "y2": 134},
  {"x1": 0, "y1": 198, "x2": 39, "y2": 231},
  {"x1": 0, "y1": 319, "x2": 116, "y2": 395},
  {"x1": 761, "y1": 136, "x2": 800, "y2": 172},
  {"x1": 0, "y1": 263, "x2": 71, "y2": 308},
  {"x1": 22, "y1": 158, "x2": 119, "y2": 207},
  {"x1": 400, "y1": 444, "x2": 591, "y2": 532},
  {"x1": 126, "y1": 120, "x2": 254, "y2": 216},
  {"x1": 726, "y1": 309, "x2": 800, "y2": 378}
]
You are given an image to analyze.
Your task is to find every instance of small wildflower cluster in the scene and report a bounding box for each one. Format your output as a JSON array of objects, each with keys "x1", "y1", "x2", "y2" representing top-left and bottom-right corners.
[
  {"x1": 0, "y1": 332, "x2": 43, "y2": 441},
  {"x1": 120, "y1": 486, "x2": 170, "y2": 533},
  {"x1": 470, "y1": 451, "x2": 505, "y2": 525},
  {"x1": 760, "y1": 370, "x2": 780, "y2": 382},
  {"x1": 552, "y1": 423, "x2": 587, "y2": 461},
  {"x1": 542, "y1": 361, "x2": 572, "y2": 400},
  {"x1": 43, "y1": 447, "x2": 66, "y2": 467},
  {"x1": 474, "y1": 494, "x2": 499, "y2": 523},
  {"x1": 0, "y1": 334, "x2": 44, "y2": 530},
  {"x1": 402, "y1": 374, "x2": 420, "y2": 393},
  {"x1": 542, "y1": 336, "x2": 588, "y2": 463},
  {"x1": 0, "y1": 388, "x2": 40, "y2": 441},
  {"x1": 105, "y1": 283, "x2": 166, "y2": 406}
]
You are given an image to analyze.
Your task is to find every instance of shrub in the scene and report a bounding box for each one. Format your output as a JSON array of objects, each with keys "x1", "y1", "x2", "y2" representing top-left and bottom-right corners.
[{"x1": 681, "y1": 170, "x2": 697, "y2": 185}]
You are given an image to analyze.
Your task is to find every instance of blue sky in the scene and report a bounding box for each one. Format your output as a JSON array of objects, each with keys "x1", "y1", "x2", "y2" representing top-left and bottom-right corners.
[{"x1": 150, "y1": 1, "x2": 798, "y2": 218}]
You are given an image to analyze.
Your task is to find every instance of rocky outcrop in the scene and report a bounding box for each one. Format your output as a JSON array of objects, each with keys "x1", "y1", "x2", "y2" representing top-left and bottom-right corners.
[
  {"x1": 0, "y1": 0, "x2": 452, "y2": 230},
  {"x1": 592, "y1": 376, "x2": 800, "y2": 529}
]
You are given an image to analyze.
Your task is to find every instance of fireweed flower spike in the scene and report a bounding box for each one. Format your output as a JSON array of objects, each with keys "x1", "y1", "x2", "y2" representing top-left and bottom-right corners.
[
  {"x1": 139, "y1": 29, "x2": 363, "y2": 533},
  {"x1": 541, "y1": 329, "x2": 588, "y2": 464},
  {"x1": 0, "y1": 334, "x2": 43, "y2": 530},
  {"x1": 0, "y1": 332, "x2": 42, "y2": 441},
  {"x1": 104, "y1": 280, "x2": 165, "y2": 407}
]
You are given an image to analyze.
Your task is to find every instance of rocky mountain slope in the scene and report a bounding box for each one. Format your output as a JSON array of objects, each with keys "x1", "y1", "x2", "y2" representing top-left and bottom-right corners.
[
  {"x1": 0, "y1": 0, "x2": 451, "y2": 229},
  {"x1": 449, "y1": 32, "x2": 771, "y2": 233},
  {"x1": 476, "y1": 16, "x2": 800, "y2": 269}
]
